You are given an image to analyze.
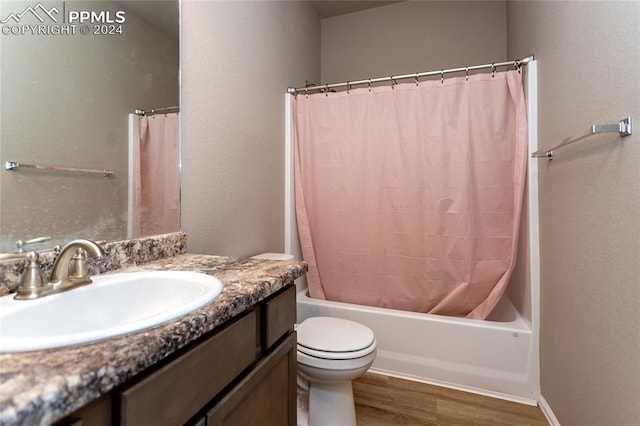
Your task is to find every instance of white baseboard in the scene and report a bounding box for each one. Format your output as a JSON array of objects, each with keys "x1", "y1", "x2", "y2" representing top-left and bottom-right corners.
[{"x1": 539, "y1": 395, "x2": 561, "y2": 426}]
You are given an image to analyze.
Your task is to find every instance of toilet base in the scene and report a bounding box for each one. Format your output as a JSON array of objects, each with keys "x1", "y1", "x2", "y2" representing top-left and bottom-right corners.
[
  {"x1": 308, "y1": 381, "x2": 357, "y2": 426},
  {"x1": 297, "y1": 391, "x2": 310, "y2": 426}
]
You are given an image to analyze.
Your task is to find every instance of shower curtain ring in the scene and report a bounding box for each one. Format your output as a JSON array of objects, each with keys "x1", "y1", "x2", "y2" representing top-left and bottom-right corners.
[
  {"x1": 415, "y1": 73, "x2": 419, "y2": 87},
  {"x1": 465, "y1": 67, "x2": 469, "y2": 81},
  {"x1": 368, "y1": 79, "x2": 372, "y2": 92},
  {"x1": 151, "y1": 109, "x2": 156, "y2": 118},
  {"x1": 391, "y1": 77, "x2": 396, "y2": 90},
  {"x1": 305, "y1": 88, "x2": 308, "y2": 99},
  {"x1": 441, "y1": 70, "x2": 444, "y2": 84},
  {"x1": 346, "y1": 81, "x2": 351, "y2": 94},
  {"x1": 325, "y1": 84, "x2": 329, "y2": 96},
  {"x1": 491, "y1": 63, "x2": 496, "y2": 78}
]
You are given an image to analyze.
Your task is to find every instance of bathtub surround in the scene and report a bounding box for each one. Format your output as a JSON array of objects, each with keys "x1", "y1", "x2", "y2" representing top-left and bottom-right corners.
[
  {"x1": 313, "y1": 0, "x2": 535, "y2": 338},
  {"x1": 293, "y1": 70, "x2": 528, "y2": 319},
  {"x1": 283, "y1": 4, "x2": 540, "y2": 413},
  {"x1": 0, "y1": 243, "x2": 307, "y2": 425}
]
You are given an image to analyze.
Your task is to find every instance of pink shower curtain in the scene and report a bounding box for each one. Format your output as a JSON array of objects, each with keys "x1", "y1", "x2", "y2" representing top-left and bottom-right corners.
[
  {"x1": 294, "y1": 70, "x2": 527, "y2": 319},
  {"x1": 134, "y1": 113, "x2": 180, "y2": 237}
]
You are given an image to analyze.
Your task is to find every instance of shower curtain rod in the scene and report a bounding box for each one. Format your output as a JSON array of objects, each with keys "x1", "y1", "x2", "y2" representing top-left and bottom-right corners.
[
  {"x1": 287, "y1": 55, "x2": 534, "y2": 95},
  {"x1": 134, "y1": 105, "x2": 180, "y2": 116}
]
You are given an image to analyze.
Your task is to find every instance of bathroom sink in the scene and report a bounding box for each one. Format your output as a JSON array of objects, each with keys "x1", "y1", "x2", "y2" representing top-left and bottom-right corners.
[{"x1": 0, "y1": 271, "x2": 223, "y2": 353}]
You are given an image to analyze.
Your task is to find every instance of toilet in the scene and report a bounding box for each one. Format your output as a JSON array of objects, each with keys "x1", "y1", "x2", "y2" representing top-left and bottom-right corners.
[
  {"x1": 251, "y1": 254, "x2": 377, "y2": 426},
  {"x1": 297, "y1": 316, "x2": 377, "y2": 426}
]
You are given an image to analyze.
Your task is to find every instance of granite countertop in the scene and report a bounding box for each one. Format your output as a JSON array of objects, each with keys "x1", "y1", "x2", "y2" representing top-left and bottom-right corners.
[{"x1": 0, "y1": 253, "x2": 307, "y2": 426}]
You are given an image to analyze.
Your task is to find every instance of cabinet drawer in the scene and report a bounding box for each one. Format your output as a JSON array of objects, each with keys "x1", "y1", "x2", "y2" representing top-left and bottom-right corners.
[
  {"x1": 263, "y1": 285, "x2": 296, "y2": 350},
  {"x1": 119, "y1": 311, "x2": 257, "y2": 426}
]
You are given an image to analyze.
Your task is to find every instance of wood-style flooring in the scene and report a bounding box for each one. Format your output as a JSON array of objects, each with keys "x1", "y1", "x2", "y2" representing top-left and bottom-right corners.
[{"x1": 353, "y1": 373, "x2": 549, "y2": 426}]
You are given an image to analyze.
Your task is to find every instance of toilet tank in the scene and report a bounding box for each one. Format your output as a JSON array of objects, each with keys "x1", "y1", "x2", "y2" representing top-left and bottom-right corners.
[
  {"x1": 250, "y1": 253, "x2": 306, "y2": 291},
  {"x1": 250, "y1": 253, "x2": 295, "y2": 261}
]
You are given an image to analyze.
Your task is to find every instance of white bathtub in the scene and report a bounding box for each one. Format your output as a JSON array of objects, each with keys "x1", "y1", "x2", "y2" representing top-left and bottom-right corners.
[{"x1": 296, "y1": 289, "x2": 539, "y2": 405}]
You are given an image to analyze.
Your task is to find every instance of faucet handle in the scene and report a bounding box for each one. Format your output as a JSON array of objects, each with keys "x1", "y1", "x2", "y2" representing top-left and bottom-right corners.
[
  {"x1": 69, "y1": 248, "x2": 89, "y2": 281},
  {"x1": 0, "y1": 251, "x2": 30, "y2": 263},
  {"x1": 15, "y1": 236, "x2": 51, "y2": 253},
  {"x1": 0, "y1": 251, "x2": 48, "y2": 300}
]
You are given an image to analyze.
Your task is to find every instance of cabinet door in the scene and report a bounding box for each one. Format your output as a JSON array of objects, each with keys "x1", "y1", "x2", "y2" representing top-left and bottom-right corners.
[
  {"x1": 119, "y1": 311, "x2": 257, "y2": 426},
  {"x1": 207, "y1": 333, "x2": 296, "y2": 426}
]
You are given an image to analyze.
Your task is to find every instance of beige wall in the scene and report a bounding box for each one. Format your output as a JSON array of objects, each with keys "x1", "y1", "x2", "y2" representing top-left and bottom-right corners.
[
  {"x1": 508, "y1": 2, "x2": 640, "y2": 425},
  {"x1": 321, "y1": 1, "x2": 507, "y2": 83},
  {"x1": 180, "y1": 0, "x2": 320, "y2": 256},
  {"x1": 0, "y1": 0, "x2": 178, "y2": 251}
]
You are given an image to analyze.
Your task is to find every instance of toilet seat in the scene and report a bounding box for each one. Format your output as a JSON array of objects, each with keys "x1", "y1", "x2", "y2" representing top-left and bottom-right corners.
[
  {"x1": 296, "y1": 317, "x2": 377, "y2": 360},
  {"x1": 297, "y1": 346, "x2": 377, "y2": 371},
  {"x1": 297, "y1": 340, "x2": 376, "y2": 360}
]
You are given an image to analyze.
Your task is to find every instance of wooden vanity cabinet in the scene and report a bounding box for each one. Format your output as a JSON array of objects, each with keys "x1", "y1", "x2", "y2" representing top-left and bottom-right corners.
[{"x1": 56, "y1": 284, "x2": 297, "y2": 426}]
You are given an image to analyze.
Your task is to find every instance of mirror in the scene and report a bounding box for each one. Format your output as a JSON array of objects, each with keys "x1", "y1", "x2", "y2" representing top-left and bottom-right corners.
[{"x1": 0, "y1": 0, "x2": 180, "y2": 252}]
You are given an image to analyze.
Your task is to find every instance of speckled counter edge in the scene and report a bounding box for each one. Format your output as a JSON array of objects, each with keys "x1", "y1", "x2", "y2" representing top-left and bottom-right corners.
[
  {"x1": 0, "y1": 232, "x2": 187, "y2": 296},
  {"x1": 0, "y1": 252, "x2": 307, "y2": 426}
]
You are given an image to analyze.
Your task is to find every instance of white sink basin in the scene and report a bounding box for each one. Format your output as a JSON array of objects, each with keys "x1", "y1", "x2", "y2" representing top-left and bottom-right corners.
[{"x1": 0, "y1": 271, "x2": 223, "y2": 353}]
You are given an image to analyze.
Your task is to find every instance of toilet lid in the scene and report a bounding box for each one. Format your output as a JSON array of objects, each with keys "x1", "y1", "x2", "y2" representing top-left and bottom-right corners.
[{"x1": 297, "y1": 317, "x2": 375, "y2": 353}]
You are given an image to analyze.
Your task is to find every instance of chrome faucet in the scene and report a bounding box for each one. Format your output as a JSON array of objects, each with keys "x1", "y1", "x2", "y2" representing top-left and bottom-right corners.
[{"x1": 0, "y1": 239, "x2": 105, "y2": 300}]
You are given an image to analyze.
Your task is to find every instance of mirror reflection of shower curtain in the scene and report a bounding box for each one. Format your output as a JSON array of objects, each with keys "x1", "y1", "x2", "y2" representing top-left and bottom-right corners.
[
  {"x1": 131, "y1": 113, "x2": 180, "y2": 237},
  {"x1": 294, "y1": 71, "x2": 527, "y2": 320}
]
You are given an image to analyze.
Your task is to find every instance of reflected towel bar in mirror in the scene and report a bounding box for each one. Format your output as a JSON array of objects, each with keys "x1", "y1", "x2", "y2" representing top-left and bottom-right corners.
[
  {"x1": 5, "y1": 161, "x2": 114, "y2": 177},
  {"x1": 531, "y1": 116, "x2": 632, "y2": 160}
]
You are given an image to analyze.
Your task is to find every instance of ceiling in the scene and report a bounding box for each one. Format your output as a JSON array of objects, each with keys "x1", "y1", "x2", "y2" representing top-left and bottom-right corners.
[{"x1": 311, "y1": 1, "x2": 404, "y2": 19}]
